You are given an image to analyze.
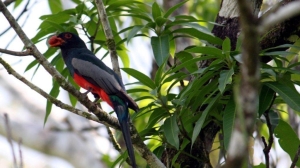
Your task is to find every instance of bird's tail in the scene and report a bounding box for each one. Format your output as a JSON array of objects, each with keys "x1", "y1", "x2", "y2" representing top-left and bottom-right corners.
[{"x1": 111, "y1": 96, "x2": 137, "y2": 168}]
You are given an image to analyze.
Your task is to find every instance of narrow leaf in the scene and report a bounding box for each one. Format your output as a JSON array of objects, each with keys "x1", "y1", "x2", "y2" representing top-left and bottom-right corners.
[
  {"x1": 222, "y1": 37, "x2": 231, "y2": 53},
  {"x1": 44, "y1": 82, "x2": 60, "y2": 125},
  {"x1": 48, "y1": 0, "x2": 63, "y2": 14},
  {"x1": 265, "y1": 82, "x2": 300, "y2": 111},
  {"x1": 218, "y1": 68, "x2": 234, "y2": 93},
  {"x1": 191, "y1": 94, "x2": 221, "y2": 146},
  {"x1": 14, "y1": 0, "x2": 22, "y2": 9},
  {"x1": 152, "y1": 2, "x2": 161, "y2": 20},
  {"x1": 122, "y1": 68, "x2": 156, "y2": 89},
  {"x1": 223, "y1": 96, "x2": 236, "y2": 151},
  {"x1": 164, "y1": 0, "x2": 188, "y2": 18},
  {"x1": 258, "y1": 85, "x2": 275, "y2": 117},
  {"x1": 173, "y1": 28, "x2": 223, "y2": 45},
  {"x1": 185, "y1": 46, "x2": 223, "y2": 57},
  {"x1": 127, "y1": 25, "x2": 144, "y2": 43},
  {"x1": 151, "y1": 35, "x2": 170, "y2": 66},
  {"x1": 163, "y1": 115, "x2": 180, "y2": 150}
]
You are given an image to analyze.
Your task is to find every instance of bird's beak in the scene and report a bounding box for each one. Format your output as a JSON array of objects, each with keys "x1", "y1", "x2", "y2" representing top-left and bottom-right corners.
[{"x1": 48, "y1": 36, "x2": 65, "y2": 47}]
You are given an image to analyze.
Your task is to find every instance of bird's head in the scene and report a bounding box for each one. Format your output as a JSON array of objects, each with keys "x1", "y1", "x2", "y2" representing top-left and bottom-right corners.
[{"x1": 48, "y1": 32, "x2": 87, "y2": 49}]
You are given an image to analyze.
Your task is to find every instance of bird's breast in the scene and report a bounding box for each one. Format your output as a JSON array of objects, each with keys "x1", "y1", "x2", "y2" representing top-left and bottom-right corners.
[{"x1": 73, "y1": 73, "x2": 113, "y2": 107}]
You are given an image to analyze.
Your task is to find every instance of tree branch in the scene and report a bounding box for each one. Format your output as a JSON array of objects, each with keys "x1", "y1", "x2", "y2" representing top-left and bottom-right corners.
[
  {"x1": 4, "y1": 0, "x2": 16, "y2": 6},
  {"x1": 258, "y1": 1, "x2": 300, "y2": 34},
  {"x1": 0, "y1": 48, "x2": 32, "y2": 56},
  {"x1": 94, "y1": 0, "x2": 121, "y2": 78},
  {"x1": 93, "y1": 1, "x2": 165, "y2": 167},
  {"x1": 106, "y1": 126, "x2": 134, "y2": 166},
  {"x1": 225, "y1": 0, "x2": 260, "y2": 166},
  {"x1": 0, "y1": 57, "x2": 111, "y2": 126},
  {"x1": 0, "y1": 0, "x2": 121, "y2": 131},
  {"x1": 0, "y1": 1, "x2": 165, "y2": 167}
]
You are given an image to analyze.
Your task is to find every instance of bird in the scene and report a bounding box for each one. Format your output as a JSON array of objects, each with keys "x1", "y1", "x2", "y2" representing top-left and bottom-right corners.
[{"x1": 48, "y1": 32, "x2": 139, "y2": 168}]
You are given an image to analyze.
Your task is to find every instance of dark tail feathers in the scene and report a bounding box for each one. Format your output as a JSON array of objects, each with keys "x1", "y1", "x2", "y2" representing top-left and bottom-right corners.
[{"x1": 112, "y1": 100, "x2": 137, "y2": 168}]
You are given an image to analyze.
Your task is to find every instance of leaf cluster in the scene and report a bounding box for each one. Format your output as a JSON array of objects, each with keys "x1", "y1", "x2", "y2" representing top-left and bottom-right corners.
[{"x1": 25, "y1": 0, "x2": 300, "y2": 166}]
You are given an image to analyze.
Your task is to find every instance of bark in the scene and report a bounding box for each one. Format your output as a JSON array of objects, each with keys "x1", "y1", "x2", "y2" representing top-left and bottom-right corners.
[{"x1": 260, "y1": 0, "x2": 300, "y2": 63}]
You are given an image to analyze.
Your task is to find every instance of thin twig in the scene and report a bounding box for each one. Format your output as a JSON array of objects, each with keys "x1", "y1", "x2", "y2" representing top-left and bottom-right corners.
[
  {"x1": 258, "y1": 1, "x2": 300, "y2": 34},
  {"x1": 0, "y1": 0, "x2": 121, "y2": 130},
  {"x1": 262, "y1": 111, "x2": 274, "y2": 168},
  {"x1": 291, "y1": 145, "x2": 300, "y2": 168},
  {"x1": 0, "y1": 48, "x2": 32, "y2": 56},
  {"x1": 0, "y1": 0, "x2": 30, "y2": 37},
  {"x1": 0, "y1": 1, "x2": 165, "y2": 167},
  {"x1": 4, "y1": 113, "x2": 18, "y2": 168},
  {"x1": 106, "y1": 126, "x2": 121, "y2": 152},
  {"x1": 18, "y1": 139, "x2": 23, "y2": 168},
  {"x1": 106, "y1": 126, "x2": 133, "y2": 166},
  {"x1": 0, "y1": 57, "x2": 113, "y2": 126}
]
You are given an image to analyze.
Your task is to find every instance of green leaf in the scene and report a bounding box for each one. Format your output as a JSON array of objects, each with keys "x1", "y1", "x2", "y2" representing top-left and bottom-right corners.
[
  {"x1": 14, "y1": 0, "x2": 22, "y2": 9},
  {"x1": 180, "y1": 109, "x2": 198, "y2": 138},
  {"x1": 258, "y1": 85, "x2": 275, "y2": 117},
  {"x1": 67, "y1": 75, "x2": 79, "y2": 107},
  {"x1": 44, "y1": 82, "x2": 60, "y2": 125},
  {"x1": 173, "y1": 28, "x2": 223, "y2": 45},
  {"x1": 127, "y1": 25, "x2": 144, "y2": 43},
  {"x1": 275, "y1": 120, "x2": 300, "y2": 167},
  {"x1": 164, "y1": 0, "x2": 188, "y2": 18},
  {"x1": 175, "y1": 51, "x2": 197, "y2": 73},
  {"x1": 218, "y1": 68, "x2": 234, "y2": 93},
  {"x1": 48, "y1": 0, "x2": 63, "y2": 14},
  {"x1": 152, "y1": 2, "x2": 161, "y2": 20},
  {"x1": 191, "y1": 93, "x2": 221, "y2": 146},
  {"x1": 153, "y1": 146, "x2": 164, "y2": 159},
  {"x1": 126, "y1": 88, "x2": 150, "y2": 94},
  {"x1": 269, "y1": 110, "x2": 279, "y2": 131},
  {"x1": 25, "y1": 60, "x2": 39, "y2": 72},
  {"x1": 145, "y1": 108, "x2": 168, "y2": 131},
  {"x1": 253, "y1": 163, "x2": 266, "y2": 168},
  {"x1": 223, "y1": 96, "x2": 236, "y2": 151},
  {"x1": 185, "y1": 46, "x2": 223, "y2": 57},
  {"x1": 154, "y1": 62, "x2": 166, "y2": 87},
  {"x1": 222, "y1": 37, "x2": 231, "y2": 57},
  {"x1": 116, "y1": 47, "x2": 130, "y2": 68},
  {"x1": 43, "y1": 20, "x2": 65, "y2": 32},
  {"x1": 155, "y1": 17, "x2": 168, "y2": 27},
  {"x1": 151, "y1": 35, "x2": 170, "y2": 66},
  {"x1": 171, "y1": 138, "x2": 190, "y2": 166},
  {"x1": 163, "y1": 115, "x2": 180, "y2": 150},
  {"x1": 122, "y1": 68, "x2": 156, "y2": 89},
  {"x1": 265, "y1": 82, "x2": 300, "y2": 111},
  {"x1": 169, "y1": 36, "x2": 176, "y2": 57},
  {"x1": 111, "y1": 150, "x2": 128, "y2": 168}
]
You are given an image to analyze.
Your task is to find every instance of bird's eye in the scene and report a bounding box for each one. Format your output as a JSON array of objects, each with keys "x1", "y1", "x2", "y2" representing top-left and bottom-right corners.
[{"x1": 64, "y1": 33, "x2": 72, "y2": 39}]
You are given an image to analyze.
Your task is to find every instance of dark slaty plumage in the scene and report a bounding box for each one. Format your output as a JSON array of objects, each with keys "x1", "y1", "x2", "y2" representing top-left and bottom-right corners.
[{"x1": 48, "y1": 32, "x2": 138, "y2": 168}]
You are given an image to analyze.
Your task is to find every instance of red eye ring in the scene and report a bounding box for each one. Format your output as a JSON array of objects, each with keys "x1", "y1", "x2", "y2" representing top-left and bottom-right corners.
[{"x1": 64, "y1": 33, "x2": 72, "y2": 39}]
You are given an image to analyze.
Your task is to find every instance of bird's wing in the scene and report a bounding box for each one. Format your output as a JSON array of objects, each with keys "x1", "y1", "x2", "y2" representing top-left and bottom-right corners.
[{"x1": 71, "y1": 57, "x2": 122, "y2": 95}]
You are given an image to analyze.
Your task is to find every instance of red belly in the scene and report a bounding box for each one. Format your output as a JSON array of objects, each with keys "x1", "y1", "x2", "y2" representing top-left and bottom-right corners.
[{"x1": 73, "y1": 73, "x2": 113, "y2": 107}]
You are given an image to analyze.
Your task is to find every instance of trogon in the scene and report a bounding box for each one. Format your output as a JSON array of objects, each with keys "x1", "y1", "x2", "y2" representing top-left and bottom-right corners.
[{"x1": 49, "y1": 32, "x2": 139, "y2": 168}]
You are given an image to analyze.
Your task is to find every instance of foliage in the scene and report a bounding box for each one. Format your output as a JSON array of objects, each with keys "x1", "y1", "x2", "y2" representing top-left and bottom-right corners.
[{"x1": 20, "y1": 0, "x2": 300, "y2": 167}]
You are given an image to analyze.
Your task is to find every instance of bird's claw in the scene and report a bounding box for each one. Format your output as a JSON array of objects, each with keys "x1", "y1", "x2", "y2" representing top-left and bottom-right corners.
[{"x1": 83, "y1": 87, "x2": 92, "y2": 96}]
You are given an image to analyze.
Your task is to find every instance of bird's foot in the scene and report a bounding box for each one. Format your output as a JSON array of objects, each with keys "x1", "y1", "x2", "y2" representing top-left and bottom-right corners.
[{"x1": 83, "y1": 87, "x2": 92, "y2": 96}]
